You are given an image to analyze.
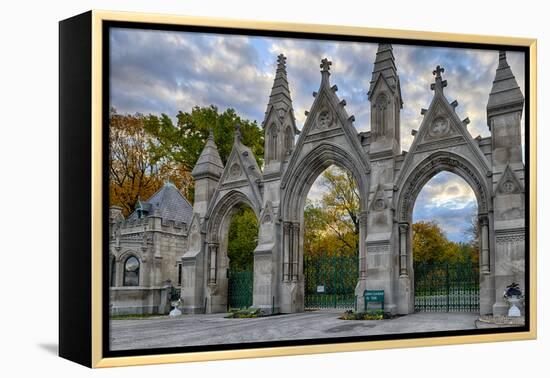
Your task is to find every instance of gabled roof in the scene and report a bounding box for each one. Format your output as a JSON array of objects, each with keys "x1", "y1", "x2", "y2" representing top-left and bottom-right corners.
[
  {"x1": 281, "y1": 58, "x2": 370, "y2": 189},
  {"x1": 394, "y1": 64, "x2": 491, "y2": 189},
  {"x1": 129, "y1": 182, "x2": 193, "y2": 224}
]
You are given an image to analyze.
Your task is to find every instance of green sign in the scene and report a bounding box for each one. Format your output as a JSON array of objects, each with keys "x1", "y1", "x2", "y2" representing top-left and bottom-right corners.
[{"x1": 364, "y1": 290, "x2": 384, "y2": 312}]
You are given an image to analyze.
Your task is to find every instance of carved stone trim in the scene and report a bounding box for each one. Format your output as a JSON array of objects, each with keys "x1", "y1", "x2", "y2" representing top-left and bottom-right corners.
[{"x1": 399, "y1": 154, "x2": 489, "y2": 222}]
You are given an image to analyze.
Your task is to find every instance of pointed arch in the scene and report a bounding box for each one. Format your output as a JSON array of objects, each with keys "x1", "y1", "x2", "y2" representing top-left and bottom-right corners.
[
  {"x1": 281, "y1": 142, "x2": 369, "y2": 222},
  {"x1": 375, "y1": 93, "x2": 389, "y2": 138},
  {"x1": 284, "y1": 125, "x2": 293, "y2": 155},
  {"x1": 396, "y1": 151, "x2": 491, "y2": 223},
  {"x1": 267, "y1": 123, "x2": 279, "y2": 162},
  {"x1": 206, "y1": 190, "x2": 261, "y2": 244}
]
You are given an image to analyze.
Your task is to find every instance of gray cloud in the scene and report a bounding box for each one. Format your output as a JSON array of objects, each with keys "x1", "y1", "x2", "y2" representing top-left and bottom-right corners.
[{"x1": 110, "y1": 29, "x2": 525, "y2": 242}]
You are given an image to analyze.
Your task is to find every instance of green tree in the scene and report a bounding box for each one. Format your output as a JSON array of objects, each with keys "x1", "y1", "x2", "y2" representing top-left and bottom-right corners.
[
  {"x1": 144, "y1": 105, "x2": 264, "y2": 170},
  {"x1": 144, "y1": 106, "x2": 264, "y2": 203},
  {"x1": 227, "y1": 206, "x2": 259, "y2": 271}
]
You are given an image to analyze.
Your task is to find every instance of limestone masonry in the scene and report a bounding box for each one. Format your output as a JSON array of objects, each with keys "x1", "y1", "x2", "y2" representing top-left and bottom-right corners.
[{"x1": 109, "y1": 45, "x2": 525, "y2": 317}]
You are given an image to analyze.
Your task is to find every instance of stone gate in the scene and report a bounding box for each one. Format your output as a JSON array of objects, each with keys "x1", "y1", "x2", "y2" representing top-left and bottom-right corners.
[{"x1": 180, "y1": 47, "x2": 526, "y2": 316}]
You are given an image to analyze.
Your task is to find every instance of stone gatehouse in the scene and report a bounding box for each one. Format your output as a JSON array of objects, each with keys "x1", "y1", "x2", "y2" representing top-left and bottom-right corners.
[{"x1": 110, "y1": 45, "x2": 525, "y2": 317}]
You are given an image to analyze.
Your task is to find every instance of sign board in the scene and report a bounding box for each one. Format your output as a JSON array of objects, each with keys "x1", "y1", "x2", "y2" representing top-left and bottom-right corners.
[
  {"x1": 364, "y1": 290, "x2": 384, "y2": 312},
  {"x1": 316, "y1": 285, "x2": 325, "y2": 293}
]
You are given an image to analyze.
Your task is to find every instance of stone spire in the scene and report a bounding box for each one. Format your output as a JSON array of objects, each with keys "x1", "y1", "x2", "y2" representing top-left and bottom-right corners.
[
  {"x1": 191, "y1": 128, "x2": 224, "y2": 180},
  {"x1": 368, "y1": 44, "x2": 402, "y2": 106},
  {"x1": 263, "y1": 54, "x2": 294, "y2": 125},
  {"x1": 487, "y1": 51, "x2": 524, "y2": 127}
]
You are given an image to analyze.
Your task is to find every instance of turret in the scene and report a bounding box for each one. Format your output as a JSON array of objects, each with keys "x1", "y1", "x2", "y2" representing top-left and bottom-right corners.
[
  {"x1": 191, "y1": 129, "x2": 224, "y2": 218},
  {"x1": 368, "y1": 44, "x2": 403, "y2": 157},
  {"x1": 262, "y1": 54, "x2": 299, "y2": 173},
  {"x1": 487, "y1": 51, "x2": 525, "y2": 168}
]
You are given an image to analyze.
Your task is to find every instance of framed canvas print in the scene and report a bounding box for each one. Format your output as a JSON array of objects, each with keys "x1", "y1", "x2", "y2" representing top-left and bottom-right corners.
[{"x1": 59, "y1": 10, "x2": 537, "y2": 368}]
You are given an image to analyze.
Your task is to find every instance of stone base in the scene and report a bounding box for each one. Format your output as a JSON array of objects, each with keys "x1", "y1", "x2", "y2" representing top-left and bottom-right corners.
[
  {"x1": 396, "y1": 276, "x2": 413, "y2": 315},
  {"x1": 181, "y1": 305, "x2": 205, "y2": 314},
  {"x1": 493, "y1": 301, "x2": 509, "y2": 316}
]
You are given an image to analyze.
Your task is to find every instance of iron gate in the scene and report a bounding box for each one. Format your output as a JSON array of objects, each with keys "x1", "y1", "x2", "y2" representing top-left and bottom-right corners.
[
  {"x1": 227, "y1": 269, "x2": 253, "y2": 309},
  {"x1": 414, "y1": 260, "x2": 479, "y2": 312},
  {"x1": 304, "y1": 253, "x2": 359, "y2": 310}
]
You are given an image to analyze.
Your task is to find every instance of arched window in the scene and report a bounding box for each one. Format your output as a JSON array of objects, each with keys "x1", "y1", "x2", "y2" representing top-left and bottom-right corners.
[
  {"x1": 284, "y1": 125, "x2": 293, "y2": 154},
  {"x1": 268, "y1": 123, "x2": 278, "y2": 162},
  {"x1": 123, "y1": 256, "x2": 140, "y2": 286},
  {"x1": 110, "y1": 255, "x2": 116, "y2": 287},
  {"x1": 375, "y1": 94, "x2": 388, "y2": 137}
]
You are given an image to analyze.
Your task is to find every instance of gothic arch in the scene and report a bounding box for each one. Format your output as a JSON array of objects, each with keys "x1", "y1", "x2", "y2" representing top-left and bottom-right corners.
[
  {"x1": 374, "y1": 92, "x2": 389, "y2": 137},
  {"x1": 206, "y1": 190, "x2": 260, "y2": 244},
  {"x1": 267, "y1": 123, "x2": 279, "y2": 162},
  {"x1": 116, "y1": 249, "x2": 141, "y2": 263},
  {"x1": 281, "y1": 142, "x2": 369, "y2": 222},
  {"x1": 396, "y1": 151, "x2": 491, "y2": 223}
]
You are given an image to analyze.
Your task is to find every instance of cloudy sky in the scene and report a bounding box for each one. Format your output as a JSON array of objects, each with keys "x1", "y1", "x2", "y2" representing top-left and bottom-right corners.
[{"x1": 110, "y1": 27, "x2": 525, "y2": 242}]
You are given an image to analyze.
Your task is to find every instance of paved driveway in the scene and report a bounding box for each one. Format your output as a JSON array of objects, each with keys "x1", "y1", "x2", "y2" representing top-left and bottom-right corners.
[{"x1": 110, "y1": 311, "x2": 480, "y2": 351}]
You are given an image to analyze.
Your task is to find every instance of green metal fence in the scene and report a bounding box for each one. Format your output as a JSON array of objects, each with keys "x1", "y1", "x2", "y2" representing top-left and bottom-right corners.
[
  {"x1": 304, "y1": 253, "x2": 359, "y2": 310},
  {"x1": 414, "y1": 260, "x2": 479, "y2": 312},
  {"x1": 228, "y1": 269, "x2": 253, "y2": 309}
]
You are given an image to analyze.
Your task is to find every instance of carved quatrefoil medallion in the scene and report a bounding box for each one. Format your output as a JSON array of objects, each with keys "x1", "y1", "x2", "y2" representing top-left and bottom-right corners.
[
  {"x1": 429, "y1": 116, "x2": 450, "y2": 137},
  {"x1": 317, "y1": 109, "x2": 333, "y2": 129}
]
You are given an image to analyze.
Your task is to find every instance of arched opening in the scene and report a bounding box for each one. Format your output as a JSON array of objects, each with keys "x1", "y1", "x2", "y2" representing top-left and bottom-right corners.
[
  {"x1": 123, "y1": 255, "x2": 140, "y2": 287},
  {"x1": 411, "y1": 172, "x2": 480, "y2": 312},
  {"x1": 205, "y1": 191, "x2": 260, "y2": 313},
  {"x1": 302, "y1": 165, "x2": 360, "y2": 311},
  {"x1": 279, "y1": 143, "x2": 369, "y2": 313},
  {"x1": 226, "y1": 204, "x2": 258, "y2": 309}
]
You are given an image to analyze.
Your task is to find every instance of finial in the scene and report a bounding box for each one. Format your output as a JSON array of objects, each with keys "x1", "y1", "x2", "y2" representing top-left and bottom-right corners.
[
  {"x1": 430, "y1": 65, "x2": 448, "y2": 93},
  {"x1": 234, "y1": 122, "x2": 242, "y2": 142},
  {"x1": 320, "y1": 58, "x2": 332, "y2": 73},
  {"x1": 208, "y1": 127, "x2": 214, "y2": 140},
  {"x1": 433, "y1": 65, "x2": 445, "y2": 78},
  {"x1": 277, "y1": 53, "x2": 287, "y2": 66}
]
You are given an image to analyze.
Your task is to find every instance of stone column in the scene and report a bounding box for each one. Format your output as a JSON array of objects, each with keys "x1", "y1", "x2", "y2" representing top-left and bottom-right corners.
[
  {"x1": 358, "y1": 211, "x2": 368, "y2": 279},
  {"x1": 399, "y1": 223, "x2": 409, "y2": 277},
  {"x1": 208, "y1": 243, "x2": 218, "y2": 284},
  {"x1": 479, "y1": 215, "x2": 490, "y2": 274},
  {"x1": 291, "y1": 222, "x2": 300, "y2": 282},
  {"x1": 283, "y1": 222, "x2": 291, "y2": 282}
]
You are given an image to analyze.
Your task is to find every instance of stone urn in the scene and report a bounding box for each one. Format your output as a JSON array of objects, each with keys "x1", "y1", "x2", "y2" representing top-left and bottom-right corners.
[{"x1": 504, "y1": 282, "x2": 523, "y2": 317}]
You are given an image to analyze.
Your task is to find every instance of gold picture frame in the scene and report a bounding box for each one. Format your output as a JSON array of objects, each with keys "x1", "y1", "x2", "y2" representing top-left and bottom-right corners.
[{"x1": 59, "y1": 10, "x2": 537, "y2": 368}]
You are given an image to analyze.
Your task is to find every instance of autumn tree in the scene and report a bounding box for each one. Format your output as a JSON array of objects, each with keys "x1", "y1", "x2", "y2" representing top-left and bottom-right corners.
[
  {"x1": 412, "y1": 220, "x2": 479, "y2": 264},
  {"x1": 304, "y1": 166, "x2": 360, "y2": 257},
  {"x1": 109, "y1": 108, "x2": 162, "y2": 216},
  {"x1": 109, "y1": 108, "x2": 193, "y2": 216}
]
